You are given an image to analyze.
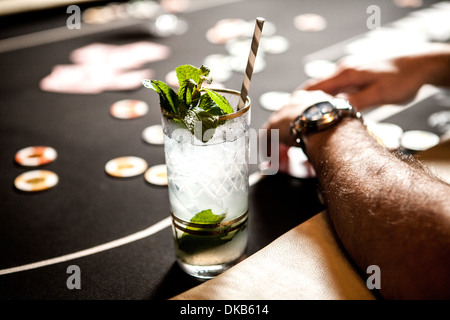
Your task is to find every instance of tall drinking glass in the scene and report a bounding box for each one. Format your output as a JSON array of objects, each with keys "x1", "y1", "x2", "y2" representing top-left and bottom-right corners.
[{"x1": 161, "y1": 89, "x2": 251, "y2": 279}]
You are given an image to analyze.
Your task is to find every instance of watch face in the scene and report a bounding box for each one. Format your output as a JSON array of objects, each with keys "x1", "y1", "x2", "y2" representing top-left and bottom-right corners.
[
  {"x1": 293, "y1": 99, "x2": 355, "y2": 137},
  {"x1": 304, "y1": 102, "x2": 334, "y2": 120}
]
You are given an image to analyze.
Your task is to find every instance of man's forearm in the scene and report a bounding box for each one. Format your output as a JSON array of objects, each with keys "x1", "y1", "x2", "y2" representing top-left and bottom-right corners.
[{"x1": 304, "y1": 118, "x2": 450, "y2": 299}]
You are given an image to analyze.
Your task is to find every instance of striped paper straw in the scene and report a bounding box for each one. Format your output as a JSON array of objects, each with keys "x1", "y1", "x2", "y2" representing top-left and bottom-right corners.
[{"x1": 238, "y1": 17, "x2": 265, "y2": 110}]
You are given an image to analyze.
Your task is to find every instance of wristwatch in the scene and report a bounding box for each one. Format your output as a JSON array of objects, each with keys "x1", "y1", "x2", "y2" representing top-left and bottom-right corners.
[{"x1": 290, "y1": 98, "x2": 363, "y2": 151}]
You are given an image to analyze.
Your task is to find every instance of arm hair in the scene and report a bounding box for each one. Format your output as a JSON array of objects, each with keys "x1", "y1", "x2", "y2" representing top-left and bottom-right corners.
[{"x1": 305, "y1": 119, "x2": 450, "y2": 299}]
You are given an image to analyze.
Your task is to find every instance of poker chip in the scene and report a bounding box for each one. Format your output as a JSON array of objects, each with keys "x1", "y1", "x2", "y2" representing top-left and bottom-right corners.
[
  {"x1": 205, "y1": 19, "x2": 247, "y2": 45},
  {"x1": 142, "y1": 124, "x2": 165, "y2": 145},
  {"x1": 400, "y1": 130, "x2": 440, "y2": 152},
  {"x1": 145, "y1": 164, "x2": 168, "y2": 186},
  {"x1": 203, "y1": 54, "x2": 232, "y2": 67},
  {"x1": 105, "y1": 156, "x2": 148, "y2": 178},
  {"x1": 394, "y1": 0, "x2": 423, "y2": 8},
  {"x1": 126, "y1": 0, "x2": 160, "y2": 19},
  {"x1": 206, "y1": 19, "x2": 277, "y2": 45},
  {"x1": 14, "y1": 170, "x2": 59, "y2": 192},
  {"x1": 225, "y1": 38, "x2": 252, "y2": 57},
  {"x1": 294, "y1": 13, "x2": 327, "y2": 32},
  {"x1": 160, "y1": 0, "x2": 190, "y2": 13},
  {"x1": 303, "y1": 60, "x2": 337, "y2": 79},
  {"x1": 259, "y1": 91, "x2": 291, "y2": 111},
  {"x1": 229, "y1": 55, "x2": 266, "y2": 74},
  {"x1": 208, "y1": 67, "x2": 232, "y2": 83},
  {"x1": 286, "y1": 146, "x2": 316, "y2": 179},
  {"x1": 15, "y1": 146, "x2": 57, "y2": 167},
  {"x1": 151, "y1": 14, "x2": 189, "y2": 37},
  {"x1": 203, "y1": 54, "x2": 233, "y2": 82},
  {"x1": 428, "y1": 111, "x2": 450, "y2": 134},
  {"x1": 110, "y1": 99, "x2": 149, "y2": 119},
  {"x1": 226, "y1": 35, "x2": 290, "y2": 57},
  {"x1": 366, "y1": 122, "x2": 404, "y2": 150},
  {"x1": 82, "y1": 6, "x2": 115, "y2": 24},
  {"x1": 260, "y1": 35, "x2": 290, "y2": 54}
]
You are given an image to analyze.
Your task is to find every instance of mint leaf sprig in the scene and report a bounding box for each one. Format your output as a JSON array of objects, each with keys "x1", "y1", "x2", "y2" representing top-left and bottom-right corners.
[{"x1": 142, "y1": 64, "x2": 233, "y2": 142}]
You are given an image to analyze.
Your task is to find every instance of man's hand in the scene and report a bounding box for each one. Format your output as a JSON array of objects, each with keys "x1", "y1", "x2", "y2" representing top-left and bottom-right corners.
[
  {"x1": 302, "y1": 56, "x2": 426, "y2": 110},
  {"x1": 302, "y1": 43, "x2": 450, "y2": 110}
]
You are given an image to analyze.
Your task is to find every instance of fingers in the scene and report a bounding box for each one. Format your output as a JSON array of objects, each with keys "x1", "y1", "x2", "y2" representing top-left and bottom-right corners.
[
  {"x1": 302, "y1": 66, "x2": 387, "y2": 110},
  {"x1": 342, "y1": 85, "x2": 382, "y2": 110},
  {"x1": 302, "y1": 68, "x2": 361, "y2": 93}
]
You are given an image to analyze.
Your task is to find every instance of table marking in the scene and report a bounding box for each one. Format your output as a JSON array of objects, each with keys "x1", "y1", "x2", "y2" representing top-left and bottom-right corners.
[{"x1": 0, "y1": 217, "x2": 171, "y2": 275}]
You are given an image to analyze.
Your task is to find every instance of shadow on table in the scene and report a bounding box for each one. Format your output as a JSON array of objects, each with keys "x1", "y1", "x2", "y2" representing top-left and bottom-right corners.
[
  {"x1": 247, "y1": 173, "x2": 325, "y2": 254},
  {"x1": 149, "y1": 262, "x2": 206, "y2": 300},
  {"x1": 149, "y1": 173, "x2": 325, "y2": 300}
]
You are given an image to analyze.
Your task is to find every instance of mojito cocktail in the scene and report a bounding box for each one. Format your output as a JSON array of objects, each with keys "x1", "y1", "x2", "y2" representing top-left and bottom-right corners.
[{"x1": 143, "y1": 66, "x2": 250, "y2": 278}]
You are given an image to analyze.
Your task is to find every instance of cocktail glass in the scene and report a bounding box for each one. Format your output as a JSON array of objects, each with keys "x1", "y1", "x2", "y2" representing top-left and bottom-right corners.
[{"x1": 161, "y1": 88, "x2": 251, "y2": 279}]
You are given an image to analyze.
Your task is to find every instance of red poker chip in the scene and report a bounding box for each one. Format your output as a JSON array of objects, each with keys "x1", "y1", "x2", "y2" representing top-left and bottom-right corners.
[
  {"x1": 15, "y1": 146, "x2": 57, "y2": 167},
  {"x1": 394, "y1": 0, "x2": 423, "y2": 8}
]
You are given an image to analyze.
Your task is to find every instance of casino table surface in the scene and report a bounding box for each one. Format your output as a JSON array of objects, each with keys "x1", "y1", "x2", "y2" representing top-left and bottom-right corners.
[{"x1": 0, "y1": 0, "x2": 447, "y2": 300}]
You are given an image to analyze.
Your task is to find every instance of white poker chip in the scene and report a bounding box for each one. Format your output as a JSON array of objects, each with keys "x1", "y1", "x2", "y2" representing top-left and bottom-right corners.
[
  {"x1": 400, "y1": 130, "x2": 440, "y2": 152},
  {"x1": 145, "y1": 164, "x2": 168, "y2": 186},
  {"x1": 126, "y1": 0, "x2": 160, "y2": 19},
  {"x1": 110, "y1": 99, "x2": 149, "y2": 119},
  {"x1": 428, "y1": 111, "x2": 450, "y2": 133},
  {"x1": 259, "y1": 91, "x2": 291, "y2": 111},
  {"x1": 366, "y1": 122, "x2": 404, "y2": 150},
  {"x1": 287, "y1": 146, "x2": 316, "y2": 179},
  {"x1": 204, "y1": 54, "x2": 233, "y2": 67},
  {"x1": 15, "y1": 146, "x2": 57, "y2": 167},
  {"x1": 203, "y1": 54, "x2": 233, "y2": 82},
  {"x1": 105, "y1": 156, "x2": 148, "y2": 178},
  {"x1": 142, "y1": 124, "x2": 164, "y2": 145},
  {"x1": 226, "y1": 35, "x2": 290, "y2": 56},
  {"x1": 14, "y1": 170, "x2": 59, "y2": 192},
  {"x1": 229, "y1": 55, "x2": 266, "y2": 74},
  {"x1": 294, "y1": 13, "x2": 327, "y2": 32},
  {"x1": 261, "y1": 35, "x2": 290, "y2": 54},
  {"x1": 206, "y1": 19, "x2": 247, "y2": 45},
  {"x1": 151, "y1": 14, "x2": 189, "y2": 37},
  {"x1": 303, "y1": 60, "x2": 337, "y2": 79},
  {"x1": 208, "y1": 66, "x2": 232, "y2": 83},
  {"x1": 225, "y1": 38, "x2": 253, "y2": 57}
]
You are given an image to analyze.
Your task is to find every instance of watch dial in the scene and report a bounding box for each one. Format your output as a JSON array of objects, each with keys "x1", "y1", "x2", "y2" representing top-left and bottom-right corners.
[
  {"x1": 319, "y1": 102, "x2": 334, "y2": 114},
  {"x1": 304, "y1": 105, "x2": 322, "y2": 120},
  {"x1": 304, "y1": 102, "x2": 334, "y2": 120}
]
